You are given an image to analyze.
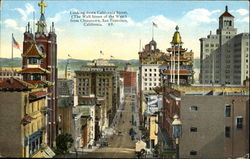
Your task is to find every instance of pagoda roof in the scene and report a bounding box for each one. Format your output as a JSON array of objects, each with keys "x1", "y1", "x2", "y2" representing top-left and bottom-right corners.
[
  {"x1": 22, "y1": 42, "x2": 46, "y2": 58},
  {"x1": 163, "y1": 69, "x2": 192, "y2": 75},
  {"x1": 29, "y1": 91, "x2": 47, "y2": 100},
  {"x1": 0, "y1": 77, "x2": 33, "y2": 91},
  {"x1": 167, "y1": 47, "x2": 187, "y2": 52},
  {"x1": 19, "y1": 67, "x2": 50, "y2": 74},
  {"x1": 166, "y1": 56, "x2": 189, "y2": 61},
  {"x1": 25, "y1": 80, "x2": 53, "y2": 87}
]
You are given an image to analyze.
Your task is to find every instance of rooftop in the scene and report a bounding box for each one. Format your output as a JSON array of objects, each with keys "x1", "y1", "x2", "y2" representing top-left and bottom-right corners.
[
  {"x1": 22, "y1": 42, "x2": 46, "y2": 58},
  {"x1": 0, "y1": 77, "x2": 33, "y2": 91},
  {"x1": 19, "y1": 67, "x2": 51, "y2": 74},
  {"x1": 87, "y1": 59, "x2": 116, "y2": 67},
  {"x1": 172, "y1": 85, "x2": 249, "y2": 96}
]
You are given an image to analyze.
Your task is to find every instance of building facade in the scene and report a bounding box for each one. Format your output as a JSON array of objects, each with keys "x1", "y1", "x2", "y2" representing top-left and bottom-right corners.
[
  {"x1": 0, "y1": 78, "x2": 54, "y2": 158},
  {"x1": 200, "y1": 6, "x2": 249, "y2": 85},
  {"x1": 160, "y1": 85, "x2": 249, "y2": 158},
  {"x1": 0, "y1": 67, "x2": 22, "y2": 81},
  {"x1": 74, "y1": 59, "x2": 119, "y2": 125},
  {"x1": 20, "y1": 0, "x2": 58, "y2": 147},
  {"x1": 57, "y1": 78, "x2": 74, "y2": 135}
]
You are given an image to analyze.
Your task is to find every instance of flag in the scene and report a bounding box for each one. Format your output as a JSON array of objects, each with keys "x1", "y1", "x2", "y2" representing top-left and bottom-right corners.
[
  {"x1": 110, "y1": 55, "x2": 114, "y2": 58},
  {"x1": 100, "y1": 50, "x2": 104, "y2": 55},
  {"x1": 12, "y1": 36, "x2": 20, "y2": 50},
  {"x1": 152, "y1": 22, "x2": 158, "y2": 28}
]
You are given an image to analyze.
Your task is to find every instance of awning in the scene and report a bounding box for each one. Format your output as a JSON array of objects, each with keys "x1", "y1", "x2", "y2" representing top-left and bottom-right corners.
[
  {"x1": 29, "y1": 91, "x2": 47, "y2": 100},
  {"x1": 42, "y1": 146, "x2": 55, "y2": 158}
]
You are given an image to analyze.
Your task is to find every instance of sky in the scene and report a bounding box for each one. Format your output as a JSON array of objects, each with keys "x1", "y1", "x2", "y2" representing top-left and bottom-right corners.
[{"x1": 0, "y1": 0, "x2": 249, "y2": 60}]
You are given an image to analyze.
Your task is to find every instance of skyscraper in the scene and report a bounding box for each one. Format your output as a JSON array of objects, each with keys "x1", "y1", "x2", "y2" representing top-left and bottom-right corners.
[{"x1": 200, "y1": 6, "x2": 249, "y2": 85}]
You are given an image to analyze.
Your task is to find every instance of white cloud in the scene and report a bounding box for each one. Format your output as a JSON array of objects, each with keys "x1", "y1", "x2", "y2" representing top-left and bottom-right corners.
[
  {"x1": 236, "y1": 17, "x2": 249, "y2": 23},
  {"x1": 4, "y1": 19, "x2": 25, "y2": 32},
  {"x1": 112, "y1": 32, "x2": 124, "y2": 38},
  {"x1": 13, "y1": 3, "x2": 35, "y2": 21},
  {"x1": 142, "y1": 15, "x2": 176, "y2": 31},
  {"x1": 182, "y1": 8, "x2": 220, "y2": 25},
  {"x1": 48, "y1": 10, "x2": 69, "y2": 23},
  {"x1": 235, "y1": 9, "x2": 249, "y2": 16},
  {"x1": 125, "y1": 15, "x2": 176, "y2": 31}
]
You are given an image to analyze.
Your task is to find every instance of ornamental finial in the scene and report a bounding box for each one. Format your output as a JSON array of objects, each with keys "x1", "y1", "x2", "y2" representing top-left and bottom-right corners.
[
  {"x1": 38, "y1": 0, "x2": 47, "y2": 14},
  {"x1": 175, "y1": 25, "x2": 179, "y2": 31}
]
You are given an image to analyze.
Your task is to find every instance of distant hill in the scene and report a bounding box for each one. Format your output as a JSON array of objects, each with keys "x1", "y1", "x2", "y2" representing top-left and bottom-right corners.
[
  {"x1": 0, "y1": 58, "x2": 139, "y2": 71},
  {"x1": 0, "y1": 58, "x2": 200, "y2": 70}
]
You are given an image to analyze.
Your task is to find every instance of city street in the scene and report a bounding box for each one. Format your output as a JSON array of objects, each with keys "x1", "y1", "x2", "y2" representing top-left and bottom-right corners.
[{"x1": 70, "y1": 95, "x2": 138, "y2": 158}]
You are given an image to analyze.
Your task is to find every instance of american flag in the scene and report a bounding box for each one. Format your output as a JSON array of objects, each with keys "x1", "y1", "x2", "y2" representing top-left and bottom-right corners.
[
  {"x1": 100, "y1": 50, "x2": 104, "y2": 55},
  {"x1": 12, "y1": 36, "x2": 20, "y2": 50},
  {"x1": 152, "y1": 22, "x2": 158, "y2": 28},
  {"x1": 110, "y1": 55, "x2": 114, "y2": 58}
]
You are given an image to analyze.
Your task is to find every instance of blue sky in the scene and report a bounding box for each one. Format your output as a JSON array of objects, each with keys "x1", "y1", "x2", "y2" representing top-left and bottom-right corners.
[{"x1": 0, "y1": 0, "x2": 249, "y2": 60}]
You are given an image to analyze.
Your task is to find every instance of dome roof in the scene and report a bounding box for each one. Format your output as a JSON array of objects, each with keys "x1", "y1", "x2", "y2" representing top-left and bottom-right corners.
[{"x1": 171, "y1": 26, "x2": 182, "y2": 44}]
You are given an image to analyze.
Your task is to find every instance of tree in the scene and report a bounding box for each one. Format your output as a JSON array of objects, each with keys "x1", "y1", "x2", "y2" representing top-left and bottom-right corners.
[{"x1": 55, "y1": 133, "x2": 74, "y2": 155}]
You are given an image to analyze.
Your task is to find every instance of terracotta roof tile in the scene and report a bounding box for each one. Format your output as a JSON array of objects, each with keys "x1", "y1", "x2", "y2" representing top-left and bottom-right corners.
[
  {"x1": 29, "y1": 91, "x2": 47, "y2": 99},
  {"x1": 220, "y1": 11, "x2": 234, "y2": 18},
  {"x1": 0, "y1": 77, "x2": 32, "y2": 90},
  {"x1": 20, "y1": 67, "x2": 50, "y2": 74}
]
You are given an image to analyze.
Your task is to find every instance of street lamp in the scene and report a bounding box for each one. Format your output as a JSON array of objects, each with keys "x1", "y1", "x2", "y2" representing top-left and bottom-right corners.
[{"x1": 172, "y1": 114, "x2": 182, "y2": 159}]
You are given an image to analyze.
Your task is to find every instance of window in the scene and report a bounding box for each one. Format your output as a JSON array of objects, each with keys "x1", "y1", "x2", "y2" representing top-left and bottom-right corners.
[
  {"x1": 190, "y1": 150, "x2": 197, "y2": 155},
  {"x1": 225, "y1": 104, "x2": 231, "y2": 117},
  {"x1": 236, "y1": 117, "x2": 243, "y2": 129},
  {"x1": 189, "y1": 106, "x2": 198, "y2": 111},
  {"x1": 190, "y1": 127, "x2": 197, "y2": 132},
  {"x1": 145, "y1": 69, "x2": 147, "y2": 72},
  {"x1": 225, "y1": 126, "x2": 230, "y2": 137}
]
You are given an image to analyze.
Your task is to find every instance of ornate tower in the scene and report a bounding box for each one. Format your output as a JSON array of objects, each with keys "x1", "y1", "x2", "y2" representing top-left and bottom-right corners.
[
  {"x1": 22, "y1": 0, "x2": 58, "y2": 147},
  {"x1": 165, "y1": 26, "x2": 194, "y2": 85}
]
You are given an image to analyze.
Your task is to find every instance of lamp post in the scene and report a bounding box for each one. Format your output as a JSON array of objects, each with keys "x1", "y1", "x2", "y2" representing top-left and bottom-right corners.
[{"x1": 172, "y1": 114, "x2": 182, "y2": 159}]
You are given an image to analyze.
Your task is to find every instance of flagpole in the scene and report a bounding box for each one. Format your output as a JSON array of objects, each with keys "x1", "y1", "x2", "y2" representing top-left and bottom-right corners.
[
  {"x1": 152, "y1": 24, "x2": 154, "y2": 40},
  {"x1": 11, "y1": 33, "x2": 13, "y2": 71}
]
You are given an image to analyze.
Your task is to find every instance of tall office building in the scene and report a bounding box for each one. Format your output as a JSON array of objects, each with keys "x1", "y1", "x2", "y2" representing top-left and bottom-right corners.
[
  {"x1": 200, "y1": 6, "x2": 249, "y2": 85},
  {"x1": 74, "y1": 59, "x2": 119, "y2": 126}
]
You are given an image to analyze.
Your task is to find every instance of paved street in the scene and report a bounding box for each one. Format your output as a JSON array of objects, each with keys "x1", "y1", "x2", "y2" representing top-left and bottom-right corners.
[{"x1": 69, "y1": 95, "x2": 138, "y2": 158}]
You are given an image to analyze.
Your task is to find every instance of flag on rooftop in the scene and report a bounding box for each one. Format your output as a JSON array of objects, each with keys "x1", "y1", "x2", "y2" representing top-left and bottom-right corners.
[
  {"x1": 12, "y1": 36, "x2": 20, "y2": 50},
  {"x1": 100, "y1": 50, "x2": 104, "y2": 55},
  {"x1": 152, "y1": 22, "x2": 158, "y2": 28}
]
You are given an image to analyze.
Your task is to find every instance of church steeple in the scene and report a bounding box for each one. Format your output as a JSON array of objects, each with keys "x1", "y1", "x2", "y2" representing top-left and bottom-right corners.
[{"x1": 36, "y1": 0, "x2": 47, "y2": 33}]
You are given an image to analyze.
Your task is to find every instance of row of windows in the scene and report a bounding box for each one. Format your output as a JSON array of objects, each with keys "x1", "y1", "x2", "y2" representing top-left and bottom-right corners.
[
  {"x1": 144, "y1": 78, "x2": 161, "y2": 81},
  {"x1": 205, "y1": 43, "x2": 219, "y2": 47},
  {"x1": 144, "y1": 73, "x2": 161, "y2": 77},
  {"x1": 0, "y1": 72, "x2": 20, "y2": 76},
  {"x1": 144, "y1": 83, "x2": 158, "y2": 86},
  {"x1": 144, "y1": 68, "x2": 158, "y2": 72}
]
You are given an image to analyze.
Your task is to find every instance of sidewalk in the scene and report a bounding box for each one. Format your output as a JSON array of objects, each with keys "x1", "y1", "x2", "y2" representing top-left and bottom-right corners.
[{"x1": 76, "y1": 145, "x2": 99, "y2": 153}]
